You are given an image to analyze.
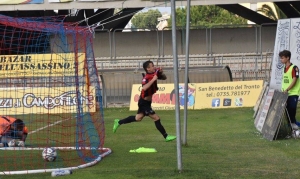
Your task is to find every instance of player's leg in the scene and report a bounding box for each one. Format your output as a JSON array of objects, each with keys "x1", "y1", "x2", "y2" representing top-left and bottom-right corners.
[
  {"x1": 149, "y1": 113, "x2": 176, "y2": 142},
  {"x1": 286, "y1": 96, "x2": 299, "y2": 130},
  {"x1": 113, "y1": 113, "x2": 144, "y2": 133},
  {"x1": 113, "y1": 113, "x2": 145, "y2": 133},
  {"x1": 113, "y1": 98, "x2": 147, "y2": 133}
]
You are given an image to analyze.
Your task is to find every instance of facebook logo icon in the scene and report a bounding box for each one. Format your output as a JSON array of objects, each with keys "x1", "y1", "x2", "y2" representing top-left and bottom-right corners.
[{"x1": 212, "y1": 98, "x2": 220, "y2": 107}]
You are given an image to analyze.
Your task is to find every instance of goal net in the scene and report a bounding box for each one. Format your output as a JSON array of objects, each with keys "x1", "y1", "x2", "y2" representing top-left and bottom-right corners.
[{"x1": 0, "y1": 14, "x2": 110, "y2": 174}]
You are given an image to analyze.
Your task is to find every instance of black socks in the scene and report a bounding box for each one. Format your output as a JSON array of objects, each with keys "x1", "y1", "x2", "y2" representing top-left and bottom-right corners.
[
  {"x1": 119, "y1": 117, "x2": 168, "y2": 138},
  {"x1": 155, "y1": 119, "x2": 168, "y2": 138},
  {"x1": 119, "y1": 116, "x2": 136, "y2": 124}
]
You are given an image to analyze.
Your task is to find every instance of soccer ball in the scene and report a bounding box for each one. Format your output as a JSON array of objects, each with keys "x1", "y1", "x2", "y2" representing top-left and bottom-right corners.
[{"x1": 42, "y1": 147, "x2": 57, "y2": 162}]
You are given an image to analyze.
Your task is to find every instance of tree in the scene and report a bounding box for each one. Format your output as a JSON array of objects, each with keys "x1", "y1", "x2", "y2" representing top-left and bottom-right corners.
[
  {"x1": 131, "y1": 9, "x2": 162, "y2": 29},
  {"x1": 257, "y1": 4, "x2": 287, "y2": 20},
  {"x1": 168, "y1": 5, "x2": 247, "y2": 28},
  {"x1": 114, "y1": 8, "x2": 122, "y2": 15}
]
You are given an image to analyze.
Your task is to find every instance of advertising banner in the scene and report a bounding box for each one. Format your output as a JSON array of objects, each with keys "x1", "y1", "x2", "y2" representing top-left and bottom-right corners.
[
  {"x1": 129, "y1": 80, "x2": 263, "y2": 110},
  {"x1": 270, "y1": 18, "x2": 300, "y2": 90},
  {"x1": 77, "y1": 0, "x2": 115, "y2": 2},
  {"x1": 0, "y1": 0, "x2": 43, "y2": 4},
  {"x1": 290, "y1": 18, "x2": 300, "y2": 72},
  {"x1": 194, "y1": 80, "x2": 263, "y2": 109},
  {"x1": 129, "y1": 83, "x2": 196, "y2": 111},
  {"x1": 270, "y1": 19, "x2": 290, "y2": 89},
  {"x1": 0, "y1": 53, "x2": 85, "y2": 78},
  {"x1": 48, "y1": 0, "x2": 73, "y2": 2},
  {"x1": 254, "y1": 89, "x2": 275, "y2": 132},
  {"x1": 77, "y1": 0, "x2": 116, "y2": 1},
  {"x1": 261, "y1": 90, "x2": 288, "y2": 141},
  {"x1": 0, "y1": 86, "x2": 95, "y2": 115}
]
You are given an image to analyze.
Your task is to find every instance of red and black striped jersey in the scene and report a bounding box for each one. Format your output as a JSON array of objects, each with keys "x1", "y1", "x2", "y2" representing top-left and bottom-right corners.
[{"x1": 140, "y1": 72, "x2": 159, "y2": 98}]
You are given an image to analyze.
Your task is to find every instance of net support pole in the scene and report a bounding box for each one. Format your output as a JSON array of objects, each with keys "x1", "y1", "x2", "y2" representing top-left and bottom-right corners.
[
  {"x1": 183, "y1": 0, "x2": 191, "y2": 146},
  {"x1": 171, "y1": 0, "x2": 182, "y2": 172}
]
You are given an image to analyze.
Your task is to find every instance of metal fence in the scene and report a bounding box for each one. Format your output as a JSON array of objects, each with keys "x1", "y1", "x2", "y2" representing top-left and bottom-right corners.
[
  {"x1": 95, "y1": 24, "x2": 277, "y2": 58},
  {"x1": 96, "y1": 53, "x2": 273, "y2": 107}
]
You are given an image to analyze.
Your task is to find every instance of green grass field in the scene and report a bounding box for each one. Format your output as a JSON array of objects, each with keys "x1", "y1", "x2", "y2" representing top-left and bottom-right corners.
[{"x1": 3, "y1": 107, "x2": 300, "y2": 179}]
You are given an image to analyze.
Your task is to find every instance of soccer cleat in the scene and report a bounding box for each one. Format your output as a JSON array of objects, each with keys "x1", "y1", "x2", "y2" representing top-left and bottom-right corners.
[
  {"x1": 113, "y1": 119, "x2": 120, "y2": 133},
  {"x1": 17, "y1": 141, "x2": 25, "y2": 147},
  {"x1": 8, "y1": 139, "x2": 15, "y2": 147},
  {"x1": 291, "y1": 123, "x2": 299, "y2": 130},
  {"x1": 165, "y1": 135, "x2": 176, "y2": 142}
]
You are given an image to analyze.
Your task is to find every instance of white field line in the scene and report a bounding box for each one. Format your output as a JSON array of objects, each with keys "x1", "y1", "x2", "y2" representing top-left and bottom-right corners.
[{"x1": 28, "y1": 118, "x2": 71, "y2": 135}]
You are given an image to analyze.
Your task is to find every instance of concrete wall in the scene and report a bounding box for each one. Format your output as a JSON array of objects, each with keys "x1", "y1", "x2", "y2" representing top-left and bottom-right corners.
[
  {"x1": 210, "y1": 27, "x2": 258, "y2": 54},
  {"x1": 260, "y1": 25, "x2": 277, "y2": 52},
  {"x1": 93, "y1": 25, "x2": 277, "y2": 58}
]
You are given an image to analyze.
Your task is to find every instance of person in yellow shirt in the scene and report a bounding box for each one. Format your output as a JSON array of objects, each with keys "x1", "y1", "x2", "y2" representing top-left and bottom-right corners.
[{"x1": 280, "y1": 50, "x2": 300, "y2": 130}]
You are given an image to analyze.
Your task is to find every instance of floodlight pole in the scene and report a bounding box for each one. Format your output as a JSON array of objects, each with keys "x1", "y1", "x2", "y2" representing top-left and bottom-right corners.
[
  {"x1": 171, "y1": 0, "x2": 183, "y2": 172},
  {"x1": 183, "y1": 0, "x2": 191, "y2": 146}
]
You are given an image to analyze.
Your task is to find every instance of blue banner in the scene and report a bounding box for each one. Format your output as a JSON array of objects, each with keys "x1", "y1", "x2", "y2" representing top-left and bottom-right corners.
[
  {"x1": 48, "y1": 0, "x2": 73, "y2": 2},
  {"x1": 0, "y1": 0, "x2": 43, "y2": 4}
]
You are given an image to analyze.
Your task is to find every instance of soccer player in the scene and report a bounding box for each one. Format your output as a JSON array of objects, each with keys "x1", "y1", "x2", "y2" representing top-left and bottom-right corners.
[
  {"x1": 280, "y1": 50, "x2": 300, "y2": 130},
  {"x1": 113, "y1": 60, "x2": 176, "y2": 142},
  {"x1": 0, "y1": 116, "x2": 28, "y2": 147}
]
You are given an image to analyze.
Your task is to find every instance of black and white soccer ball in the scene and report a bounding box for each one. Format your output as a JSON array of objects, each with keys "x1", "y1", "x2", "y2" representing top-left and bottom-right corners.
[{"x1": 42, "y1": 147, "x2": 57, "y2": 162}]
